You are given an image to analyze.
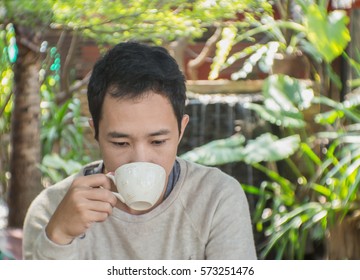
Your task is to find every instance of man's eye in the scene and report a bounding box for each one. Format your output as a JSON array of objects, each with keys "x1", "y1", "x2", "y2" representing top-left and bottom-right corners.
[
  {"x1": 152, "y1": 140, "x2": 166, "y2": 145},
  {"x1": 112, "y1": 142, "x2": 129, "y2": 147}
]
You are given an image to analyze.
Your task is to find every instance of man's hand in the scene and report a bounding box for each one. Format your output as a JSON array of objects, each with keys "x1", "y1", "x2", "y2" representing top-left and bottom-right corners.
[{"x1": 45, "y1": 174, "x2": 117, "y2": 245}]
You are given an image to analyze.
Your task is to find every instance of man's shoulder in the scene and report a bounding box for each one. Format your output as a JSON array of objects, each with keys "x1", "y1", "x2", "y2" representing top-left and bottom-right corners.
[
  {"x1": 175, "y1": 158, "x2": 248, "y2": 229},
  {"x1": 177, "y1": 157, "x2": 241, "y2": 194},
  {"x1": 178, "y1": 157, "x2": 237, "y2": 183}
]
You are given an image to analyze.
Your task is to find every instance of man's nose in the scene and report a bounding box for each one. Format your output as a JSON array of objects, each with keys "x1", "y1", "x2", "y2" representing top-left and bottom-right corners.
[{"x1": 131, "y1": 144, "x2": 148, "y2": 162}]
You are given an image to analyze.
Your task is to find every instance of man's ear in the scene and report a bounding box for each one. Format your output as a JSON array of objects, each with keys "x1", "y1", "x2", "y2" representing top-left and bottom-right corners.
[
  {"x1": 88, "y1": 118, "x2": 97, "y2": 140},
  {"x1": 178, "y1": 114, "x2": 190, "y2": 143},
  {"x1": 88, "y1": 118, "x2": 94, "y2": 129}
]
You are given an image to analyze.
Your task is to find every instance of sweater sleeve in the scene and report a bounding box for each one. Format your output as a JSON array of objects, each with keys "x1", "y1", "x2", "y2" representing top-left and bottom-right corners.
[
  {"x1": 22, "y1": 175, "x2": 80, "y2": 260},
  {"x1": 205, "y1": 175, "x2": 257, "y2": 260},
  {"x1": 26, "y1": 227, "x2": 80, "y2": 259}
]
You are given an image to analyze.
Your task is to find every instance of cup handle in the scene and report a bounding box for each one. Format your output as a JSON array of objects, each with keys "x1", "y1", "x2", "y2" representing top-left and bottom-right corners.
[{"x1": 105, "y1": 173, "x2": 126, "y2": 203}]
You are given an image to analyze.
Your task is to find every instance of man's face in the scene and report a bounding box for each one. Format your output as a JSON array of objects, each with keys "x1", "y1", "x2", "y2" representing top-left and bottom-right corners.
[{"x1": 95, "y1": 91, "x2": 189, "y2": 183}]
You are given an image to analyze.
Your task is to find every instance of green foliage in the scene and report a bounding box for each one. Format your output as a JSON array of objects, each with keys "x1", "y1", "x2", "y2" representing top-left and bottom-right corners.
[
  {"x1": 303, "y1": 3, "x2": 350, "y2": 63},
  {"x1": 0, "y1": 23, "x2": 15, "y2": 195},
  {"x1": 245, "y1": 75, "x2": 313, "y2": 128},
  {"x1": 39, "y1": 154, "x2": 83, "y2": 184},
  {"x1": 1, "y1": 0, "x2": 270, "y2": 46},
  {"x1": 0, "y1": 0, "x2": 278, "y2": 188},
  {"x1": 1, "y1": 0, "x2": 55, "y2": 27},
  {"x1": 40, "y1": 90, "x2": 89, "y2": 161},
  {"x1": 0, "y1": 25, "x2": 92, "y2": 186},
  {"x1": 40, "y1": 74, "x2": 92, "y2": 184},
  {"x1": 197, "y1": 2, "x2": 357, "y2": 258},
  {"x1": 209, "y1": 0, "x2": 351, "y2": 80},
  {"x1": 181, "y1": 74, "x2": 360, "y2": 259},
  {"x1": 0, "y1": 23, "x2": 15, "y2": 132},
  {"x1": 182, "y1": 132, "x2": 300, "y2": 165},
  {"x1": 343, "y1": 50, "x2": 360, "y2": 90},
  {"x1": 51, "y1": 0, "x2": 203, "y2": 44}
]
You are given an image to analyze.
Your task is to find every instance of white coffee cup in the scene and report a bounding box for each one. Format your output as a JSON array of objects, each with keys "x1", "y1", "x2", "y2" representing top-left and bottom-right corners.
[{"x1": 106, "y1": 162, "x2": 166, "y2": 211}]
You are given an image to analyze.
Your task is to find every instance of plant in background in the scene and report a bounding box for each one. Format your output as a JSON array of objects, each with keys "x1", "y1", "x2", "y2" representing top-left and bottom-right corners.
[
  {"x1": 39, "y1": 89, "x2": 91, "y2": 185},
  {"x1": 344, "y1": 50, "x2": 360, "y2": 90},
  {"x1": 39, "y1": 50, "x2": 94, "y2": 185},
  {"x1": 0, "y1": 23, "x2": 16, "y2": 197},
  {"x1": 0, "y1": 24, "x2": 93, "y2": 190},
  {"x1": 189, "y1": 0, "x2": 357, "y2": 260},
  {"x1": 209, "y1": 0, "x2": 350, "y2": 85},
  {"x1": 1, "y1": 0, "x2": 282, "y2": 227},
  {"x1": 181, "y1": 73, "x2": 360, "y2": 259}
]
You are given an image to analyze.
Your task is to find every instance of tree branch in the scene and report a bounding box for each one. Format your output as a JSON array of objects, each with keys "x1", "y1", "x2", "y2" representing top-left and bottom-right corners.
[
  {"x1": 187, "y1": 26, "x2": 223, "y2": 80},
  {"x1": 52, "y1": 12, "x2": 143, "y2": 32},
  {"x1": 56, "y1": 71, "x2": 92, "y2": 104},
  {"x1": 17, "y1": 36, "x2": 40, "y2": 54},
  {"x1": 59, "y1": 31, "x2": 79, "y2": 102}
]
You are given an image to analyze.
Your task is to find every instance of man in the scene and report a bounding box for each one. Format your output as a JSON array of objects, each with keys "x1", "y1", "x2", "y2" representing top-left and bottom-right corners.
[{"x1": 23, "y1": 42, "x2": 257, "y2": 259}]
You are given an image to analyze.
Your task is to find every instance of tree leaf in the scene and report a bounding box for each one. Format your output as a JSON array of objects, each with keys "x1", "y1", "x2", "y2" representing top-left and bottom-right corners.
[
  {"x1": 304, "y1": 4, "x2": 350, "y2": 63},
  {"x1": 180, "y1": 134, "x2": 246, "y2": 165},
  {"x1": 242, "y1": 133, "x2": 300, "y2": 164}
]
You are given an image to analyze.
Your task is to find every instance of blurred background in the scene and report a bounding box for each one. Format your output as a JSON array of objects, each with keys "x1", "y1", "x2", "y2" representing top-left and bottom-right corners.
[{"x1": 1, "y1": 0, "x2": 360, "y2": 259}]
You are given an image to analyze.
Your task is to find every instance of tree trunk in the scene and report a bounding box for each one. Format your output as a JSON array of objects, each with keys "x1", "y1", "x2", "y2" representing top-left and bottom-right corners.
[
  {"x1": 8, "y1": 36, "x2": 42, "y2": 228},
  {"x1": 326, "y1": 212, "x2": 360, "y2": 259},
  {"x1": 167, "y1": 37, "x2": 188, "y2": 74},
  {"x1": 349, "y1": 8, "x2": 360, "y2": 84}
]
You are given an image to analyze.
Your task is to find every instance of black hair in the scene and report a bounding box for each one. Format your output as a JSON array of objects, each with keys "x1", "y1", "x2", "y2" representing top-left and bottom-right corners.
[{"x1": 87, "y1": 41, "x2": 187, "y2": 139}]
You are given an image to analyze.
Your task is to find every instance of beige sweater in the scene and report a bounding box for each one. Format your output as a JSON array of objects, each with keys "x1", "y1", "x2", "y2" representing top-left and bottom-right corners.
[{"x1": 23, "y1": 158, "x2": 257, "y2": 259}]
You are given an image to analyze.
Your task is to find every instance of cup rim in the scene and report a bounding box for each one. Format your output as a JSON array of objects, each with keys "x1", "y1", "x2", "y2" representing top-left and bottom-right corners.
[{"x1": 114, "y1": 162, "x2": 166, "y2": 174}]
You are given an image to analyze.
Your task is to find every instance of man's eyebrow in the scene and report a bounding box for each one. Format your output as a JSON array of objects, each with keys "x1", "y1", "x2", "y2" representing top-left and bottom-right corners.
[
  {"x1": 107, "y1": 131, "x2": 129, "y2": 138},
  {"x1": 107, "y1": 129, "x2": 171, "y2": 138},
  {"x1": 148, "y1": 129, "x2": 171, "y2": 137}
]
